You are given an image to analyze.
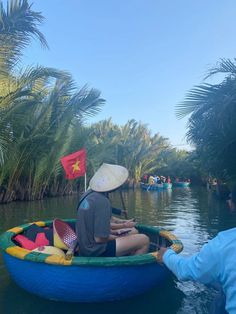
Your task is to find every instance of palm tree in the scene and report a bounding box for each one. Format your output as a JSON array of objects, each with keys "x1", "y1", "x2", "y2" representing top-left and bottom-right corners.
[
  {"x1": 85, "y1": 119, "x2": 172, "y2": 185},
  {"x1": 0, "y1": 0, "x2": 50, "y2": 164},
  {"x1": 0, "y1": 0, "x2": 48, "y2": 72},
  {"x1": 0, "y1": 72, "x2": 105, "y2": 202},
  {"x1": 0, "y1": 0, "x2": 106, "y2": 202},
  {"x1": 176, "y1": 58, "x2": 236, "y2": 179}
]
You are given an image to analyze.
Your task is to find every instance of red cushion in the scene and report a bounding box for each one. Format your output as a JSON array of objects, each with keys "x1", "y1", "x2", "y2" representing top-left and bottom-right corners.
[
  {"x1": 35, "y1": 233, "x2": 49, "y2": 246},
  {"x1": 14, "y1": 233, "x2": 49, "y2": 250},
  {"x1": 14, "y1": 234, "x2": 38, "y2": 250}
]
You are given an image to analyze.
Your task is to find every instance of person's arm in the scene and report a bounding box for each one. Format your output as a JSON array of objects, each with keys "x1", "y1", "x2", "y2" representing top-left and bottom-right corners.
[
  {"x1": 159, "y1": 238, "x2": 220, "y2": 285},
  {"x1": 110, "y1": 220, "x2": 136, "y2": 230},
  {"x1": 111, "y1": 216, "x2": 135, "y2": 224}
]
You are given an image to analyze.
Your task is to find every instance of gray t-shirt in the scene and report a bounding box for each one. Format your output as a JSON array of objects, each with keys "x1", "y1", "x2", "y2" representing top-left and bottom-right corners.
[{"x1": 76, "y1": 190, "x2": 112, "y2": 257}]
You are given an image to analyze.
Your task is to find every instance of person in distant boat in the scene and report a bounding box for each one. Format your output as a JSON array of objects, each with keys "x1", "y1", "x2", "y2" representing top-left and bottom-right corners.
[
  {"x1": 167, "y1": 176, "x2": 171, "y2": 183},
  {"x1": 148, "y1": 175, "x2": 155, "y2": 185},
  {"x1": 227, "y1": 185, "x2": 236, "y2": 212},
  {"x1": 153, "y1": 175, "x2": 157, "y2": 183},
  {"x1": 157, "y1": 188, "x2": 236, "y2": 314},
  {"x1": 76, "y1": 163, "x2": 150, "y2": 257},
  {"x1": 143, "y1": 174, "x2": 148, "y2": 183},
  {"x1": 160, "y1": 176, "x2": 166, "y2": 183}
]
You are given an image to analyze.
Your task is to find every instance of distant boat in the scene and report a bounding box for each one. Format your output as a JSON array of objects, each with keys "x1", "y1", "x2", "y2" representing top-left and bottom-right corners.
[
  {"x1": 140, "y1": 182, "x2": 172, "y2": 190},
  {"x1": 140, "y1": 183, "x2": 164, "y2": 190},
  {"x1": 173, "y1": 182, "x2": 190, "y2": 188},
  {"x1": 0, "y1": 219, "x2": 183, "y2": 302},
  {"x1": 140, "y1": 183, "x2": 155, "y2": 190},
  {"x1": 163, "y1": 183, "x2": 172, "y2": 189}
]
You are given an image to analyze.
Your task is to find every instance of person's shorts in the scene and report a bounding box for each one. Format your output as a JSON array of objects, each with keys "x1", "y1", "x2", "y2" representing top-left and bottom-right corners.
[{"x1": 101, "y1": 239, "x2": 116, "y2": 257}]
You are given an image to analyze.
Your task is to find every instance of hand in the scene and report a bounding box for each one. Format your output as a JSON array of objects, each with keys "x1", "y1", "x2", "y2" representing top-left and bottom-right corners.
[
  {"x1": 108, "y1": 234, "x2": 118, "y2": 240},
  {"x1": 156, "y1": 247, "x2": 169, "y2": 263},
  {"x1": 115, "y1": 229, "x2": 132, "y2": 236},
  {"x1": 125, "y1": 218, "x2": 135, "y2": 222},
  {"x1": 124, "y1": 221, "x2": 137, "y2": 228}
]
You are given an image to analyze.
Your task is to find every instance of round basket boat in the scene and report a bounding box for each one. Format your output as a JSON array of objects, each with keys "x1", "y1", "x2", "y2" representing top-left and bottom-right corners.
[
  {"x1": 0, "y1": 219, "x2": 183, "y2": 302},
  {"x1": 173, "y1": 182, "x2": 190, "y2": 188},
  {"x1": 140, "y1": 183, "x2": 160, "y2": 191},
  {"x1": 163, "y1": 183, "x2": 172, "y2": 189}
]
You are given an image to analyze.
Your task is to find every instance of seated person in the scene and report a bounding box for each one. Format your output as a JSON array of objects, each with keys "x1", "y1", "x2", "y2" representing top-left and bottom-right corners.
[
  {"x1": 148, "y1": 175, "x2": 155, "y2": 185},
  {"x1": 227, "y1": 185, "x2": 236, "y2": 211},
  {"x1": 161, "y1": 176, "x2": 166, "y2": 183},
  {"x1": 76, "y1": 163, "x2": 149, "y2": 257}
]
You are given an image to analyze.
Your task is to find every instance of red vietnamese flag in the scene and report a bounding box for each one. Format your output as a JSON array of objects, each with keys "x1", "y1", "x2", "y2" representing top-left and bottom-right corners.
[{"x1": 60, "y1": 148, "x2": 86, "y2": 180}]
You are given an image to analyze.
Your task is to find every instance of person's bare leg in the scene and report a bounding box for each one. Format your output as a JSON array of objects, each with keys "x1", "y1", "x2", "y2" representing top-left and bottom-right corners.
[{"x1": 115, "y1": 234, "x2": 150, "y2": 256}]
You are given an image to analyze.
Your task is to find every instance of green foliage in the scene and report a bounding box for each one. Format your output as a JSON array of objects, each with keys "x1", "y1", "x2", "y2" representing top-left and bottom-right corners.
[
  {"x1": 0, "y1": 0, "x2": 104, "y2": 202},
  {"x1": 0, "y1": 0, "x2": 48, "y2": 71},
  {"x1": 176, "y1": 58, "x2": 236, "y2": 180},
  {"x1": 84, "y1": 118, "x2": 187, "y2": 184},
  {"x1": 0, "y1": 0, "x2": 200, "y2": 203},
  {"x1": 157, "y1": 149, "x2": 204, "y2": 183}
]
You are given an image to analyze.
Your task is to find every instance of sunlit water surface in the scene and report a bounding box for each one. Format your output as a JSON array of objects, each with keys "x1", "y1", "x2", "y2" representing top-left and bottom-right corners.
[{"x1": 0, "y1": 187, "x2": 235, "y2": 314}]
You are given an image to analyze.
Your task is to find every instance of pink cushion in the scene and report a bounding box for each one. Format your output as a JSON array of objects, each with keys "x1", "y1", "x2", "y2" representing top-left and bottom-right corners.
[
  {"x1": 14, "y1": 232, "x2": 49, "y2": 250},
  {"x1": 14, "y1": 235, "x2": 38, "y2": 250},
  {"x1": 35, "y1": 233, "x2": 49, "y2": 246}
]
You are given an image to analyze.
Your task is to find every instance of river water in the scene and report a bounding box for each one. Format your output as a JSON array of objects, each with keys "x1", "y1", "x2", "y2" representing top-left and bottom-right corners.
[{"x1": 0, "y1": 187, "x2": 235, "y2": 314}]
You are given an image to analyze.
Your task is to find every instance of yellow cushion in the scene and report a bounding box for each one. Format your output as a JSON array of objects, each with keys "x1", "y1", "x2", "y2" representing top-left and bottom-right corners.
[{"x1": 32, "y1": 246, "x2": 66, "y2": 257}]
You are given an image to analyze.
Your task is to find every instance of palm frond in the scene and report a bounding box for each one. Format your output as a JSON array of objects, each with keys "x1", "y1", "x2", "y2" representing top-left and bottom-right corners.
[
  {"x1": 0, "y1": 0, "x2": 48, "y2": 70},
  {"x1": 176, "y1": 58, "x2": 236, "y2": 179},
  {"x1": 205, "y1": 58, "x2": 236, "y2": 79}
]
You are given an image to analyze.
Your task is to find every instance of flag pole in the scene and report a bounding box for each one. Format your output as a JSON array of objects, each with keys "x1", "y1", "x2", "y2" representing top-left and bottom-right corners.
[{"x1": 84, "y1": 172, "x2": 87, "y2": 192}]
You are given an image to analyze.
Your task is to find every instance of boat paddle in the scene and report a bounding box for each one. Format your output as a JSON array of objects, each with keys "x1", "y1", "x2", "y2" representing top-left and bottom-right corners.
[{"x1": 119, "y1": 189, "x2": 128, "y2": 219}]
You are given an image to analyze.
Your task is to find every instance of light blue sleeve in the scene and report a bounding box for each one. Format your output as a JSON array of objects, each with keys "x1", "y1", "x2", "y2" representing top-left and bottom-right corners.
[{"x1": 163, "y1": 238, "x2": 220, "y2": 285}]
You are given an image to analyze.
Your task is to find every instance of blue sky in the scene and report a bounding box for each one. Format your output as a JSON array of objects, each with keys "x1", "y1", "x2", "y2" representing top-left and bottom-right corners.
[{"x1": 21, "y1": 0, "x2": 236, "y2": 149}]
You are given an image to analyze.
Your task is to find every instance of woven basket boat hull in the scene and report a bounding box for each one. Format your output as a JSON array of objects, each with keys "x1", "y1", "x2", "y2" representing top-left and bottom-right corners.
[
  {"x1": 163, "y1": 183, "x2": 172, "y2": 189},
  {"x1": 3, "y1": 252, "x2": 169, "y2": 302},
  {"x1": 0, "y1": 219, "x2": 183, "y2": 302},
  {"x1": 140, "y1": 183, "x2": 162, "y2": 191}
]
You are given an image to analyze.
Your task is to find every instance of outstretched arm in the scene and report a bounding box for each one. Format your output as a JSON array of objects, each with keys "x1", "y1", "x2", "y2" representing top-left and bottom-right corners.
[
  {"x1": 110, "y1": 220, "x2": 136, "y2": 230},
  {"x1": 159, "y1": 238, "x2": 220, "y2": 285}
]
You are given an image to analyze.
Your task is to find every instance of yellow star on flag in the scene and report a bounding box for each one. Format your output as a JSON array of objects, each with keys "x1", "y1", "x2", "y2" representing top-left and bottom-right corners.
[{"x1": 72, "y1": 160, "x2": 81, "y2": 173}]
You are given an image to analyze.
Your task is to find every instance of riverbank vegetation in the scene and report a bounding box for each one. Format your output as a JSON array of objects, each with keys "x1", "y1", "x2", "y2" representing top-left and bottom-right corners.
[
  {"x1": 176, "y1": 59, "x2": 236, "y2": 185},
  {"x1": 0, "y1": 1, "x2": 105, "y2": 202},
  {"x1": 1, "y1": 0, "x2": 233, "y2": 204},
  {"x1": 86, "y1": 118, "x2": 201, "y2": 185}
]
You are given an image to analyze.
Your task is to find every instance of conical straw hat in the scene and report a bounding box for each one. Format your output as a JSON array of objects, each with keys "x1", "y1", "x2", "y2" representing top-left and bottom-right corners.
[{"x1": 89, "y1": 163, "x2": 129, "y2": 192}]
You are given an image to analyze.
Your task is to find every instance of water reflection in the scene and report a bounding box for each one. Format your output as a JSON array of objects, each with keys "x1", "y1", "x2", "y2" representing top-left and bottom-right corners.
[
  {"x1": 0, "y1": 196, "x2": 79, "y2": 233},
  {"x1": 0, "y1": 187, "x2": 236, "y2": 314}
]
